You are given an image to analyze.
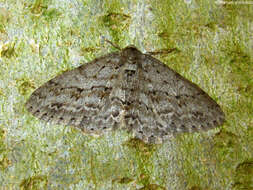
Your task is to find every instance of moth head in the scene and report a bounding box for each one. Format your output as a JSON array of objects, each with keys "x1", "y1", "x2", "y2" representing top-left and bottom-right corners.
[{"x1": 122, "y1": 45, "x2": 142, "y2": 60}]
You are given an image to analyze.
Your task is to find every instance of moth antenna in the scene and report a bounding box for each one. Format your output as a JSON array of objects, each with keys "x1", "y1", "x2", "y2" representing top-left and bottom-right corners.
[
  {"x1": 146, "y1": 48, "x2": 179, "y2": 55},
  {"x1": 101, "y1": 36, "x2": 121, "y2": 50}
]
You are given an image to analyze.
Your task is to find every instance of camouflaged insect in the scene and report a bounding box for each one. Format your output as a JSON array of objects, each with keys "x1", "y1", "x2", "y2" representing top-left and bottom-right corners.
[{"x1": 26, "y1": 46, "x2": 225, "y2": 144}]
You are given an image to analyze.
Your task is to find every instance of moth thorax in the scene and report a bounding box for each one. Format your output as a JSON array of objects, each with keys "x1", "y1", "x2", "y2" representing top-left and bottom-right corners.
[{"x1": 123, "y1": 62, "x2": 138, "y2": 71}]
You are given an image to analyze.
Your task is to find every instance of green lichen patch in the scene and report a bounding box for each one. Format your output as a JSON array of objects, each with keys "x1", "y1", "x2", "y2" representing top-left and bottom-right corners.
[
  {"x1": 187, "y1": 186, "x2": 203, "y2": 190},
  {"x1": 102, "y1": 12, "x2": 130, "y2": 28},
  {"x1": 0, "y1": 88, "x2": 4, "y2": 97},
  {"x1": 112, "y1": 176, "x2": 134, "y2": 184},
  {"x1": 42, "y1": 7, "x2": 62, "y2": 21},
  {"x1": 138, "y1": 183, "x2": 166, "y2": 190},
  {"x1": 232, "y1": 160, "x2": 253, "y2": 190},
  {"x1": 19, "y1": 175, "x2": 48, "y2": 190},
  {"x1": 124, "y1": 138, "x2": 158, "y2": 157},
  {"x1": 16, "y1": 78, "x2": 36, "y2": 96},
  {"x1": 0, "y1": 127, "x2": 11, "y2": 171},
  {"x1": 80, "y1": 46, "x2": 100, "y2": 55},
  {"x1": 0, "y1": 7, "x2": 10, "y2": 33},
  {"x1": 99, "y1": 11, "x2": 131, "y2": 45},
  {"x1": 0, "y1": 41, "x2": 16, "y2": 58},
  {"x1": 213, "y1": 130, "x2": 239, "y2": 149},
  {"x1": 26, "y1": 0, "x2": 51, "y2": 15}
]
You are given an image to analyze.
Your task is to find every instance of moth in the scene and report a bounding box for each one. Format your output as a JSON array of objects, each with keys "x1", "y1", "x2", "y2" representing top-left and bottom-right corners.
[{"x1": 26, "y1": 45, "x2": 225, "y2": 144}]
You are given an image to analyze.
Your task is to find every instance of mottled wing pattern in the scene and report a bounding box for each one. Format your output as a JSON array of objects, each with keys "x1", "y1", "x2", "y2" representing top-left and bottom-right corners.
[
  {"x1": 26, "y1": 52, "x2": 125, "y2": 134},
  {"x1": 26, "y1": 46, "x2": 225, "y2": 144},
  {"x1": 127, "y1": 54, "x2": 225, "y2": 143}
]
